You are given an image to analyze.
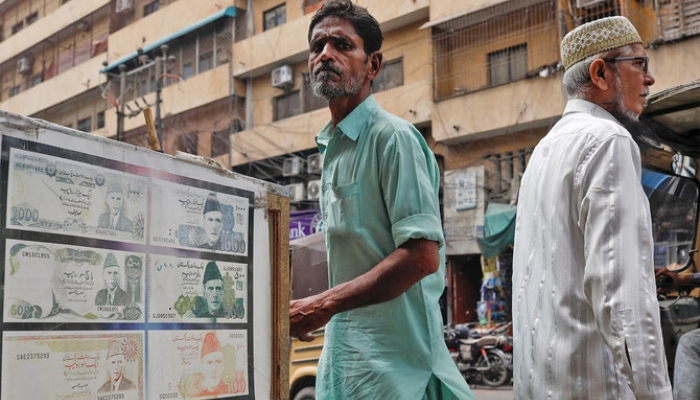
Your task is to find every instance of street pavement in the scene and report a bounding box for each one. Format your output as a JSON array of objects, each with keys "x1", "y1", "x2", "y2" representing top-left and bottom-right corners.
[{"x1": 470, "y1": 384, "x2": 514, "y2": 400}]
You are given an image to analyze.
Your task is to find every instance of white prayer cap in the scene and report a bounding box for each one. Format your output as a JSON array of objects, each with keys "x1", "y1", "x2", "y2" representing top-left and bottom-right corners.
[{"x1": 561, "y1": 16, "x2": 642, "y2": 70}]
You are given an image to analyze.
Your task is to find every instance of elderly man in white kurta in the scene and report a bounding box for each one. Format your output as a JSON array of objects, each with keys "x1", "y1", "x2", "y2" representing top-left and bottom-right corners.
[{"x1": 512, "y1": 16, "x2": 672, "y2": 400}]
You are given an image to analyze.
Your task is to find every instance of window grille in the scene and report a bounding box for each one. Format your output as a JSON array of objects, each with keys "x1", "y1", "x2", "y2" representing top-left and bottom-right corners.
[
  {"x1": 488, "y1": 44, "x2": 527, "y2": 87},
  {"x1": 274, "y1": 91, "x2": 301, "y2": 121},
  {"x1": 264, "y1": 4, "x2": 286, "y2": 31},
  {"x1": 302, "y1": 73, "x2": 327, "y2": 113},
  {"x1": 431, "y1": 0, "x2": 558, "y2": 101},
  {"x1": 374, "y1": 58, "x2": 404, "y2": 93}
]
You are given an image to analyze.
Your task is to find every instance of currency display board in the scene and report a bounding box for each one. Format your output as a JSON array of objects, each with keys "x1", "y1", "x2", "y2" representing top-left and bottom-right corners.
[{"x1": 0, "y1": 111, "x2": 289, "y2": 400}]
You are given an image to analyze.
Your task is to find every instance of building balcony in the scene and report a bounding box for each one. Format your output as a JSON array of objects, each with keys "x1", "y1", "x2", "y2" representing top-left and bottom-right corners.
[
  {"x1": 0, "y1": 56, "x2": 105, "y2": 116},
  {"x1": 104, "y1": 63, "x2": 241, "y2": 134},
  {"x1": 432, "y1": 76, "x2": 564, "y2": 148},
  {"x1": 230, "y1": 79, "x2": 431, "y2": 166},
  {"x1": 233, "y1": 0, "x2": 428, "y2": 79},
  {"x1": 1, "y1": 0, "x2": 110, "y2": 62}
]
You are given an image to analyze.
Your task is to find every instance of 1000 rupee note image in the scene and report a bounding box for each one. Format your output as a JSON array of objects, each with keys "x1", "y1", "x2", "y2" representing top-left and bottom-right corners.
[
  {"x1": 7, "y1": 148, "x2": 147, "y2": 243},
  {"x1": 149, "y1": 181, "x2": 250, "y2": 255},
  {"x1": 1, "y1": 331, "x2": 144, "y2": 400}
]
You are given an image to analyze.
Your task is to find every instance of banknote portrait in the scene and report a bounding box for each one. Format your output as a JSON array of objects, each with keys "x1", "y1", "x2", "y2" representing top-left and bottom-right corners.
[
  {"x1": 6, "y1": 148, "x2": 147, "y2": 244},
  {"x1": 4, "y1": 240, "x2": 145, "y2": 322},
  {"x1": 149, "y1": 256, "x2": 247, "y2": 323},
  {"x1": 97, "y1": 180, "x2": 134, "y2": 232},
  {"x1": 149, "y1": 181, "x2": 250, "y2": 255},
  {"x1": 148, "y1": 330, "x2": 248, "y2": 399},
  {"x1": 95, "y1": 252, "x2": 130, "y2": 307},
  {"x1": 1, "y1": 331, "x2": 144, "y2": 400}
]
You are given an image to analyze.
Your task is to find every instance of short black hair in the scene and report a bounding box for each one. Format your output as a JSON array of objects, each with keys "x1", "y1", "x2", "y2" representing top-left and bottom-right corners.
[{"x1": 308, "y1": 0, "x2": 383, "y2": 55}]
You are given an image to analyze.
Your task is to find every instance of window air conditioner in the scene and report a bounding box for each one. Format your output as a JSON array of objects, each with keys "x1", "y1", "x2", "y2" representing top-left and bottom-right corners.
[
  {"x1": 283, "y1": 156, "x2": 303, "y2": 177},
  {"x1": 307, "y1": 179, "x2": 322, "y2": 200},
  {"x1": 286, "y1": 183, "x2": 306, "y2": 202},
  {"x1": 115, "y1": 0, "x2": 134, "y2": 13},
  {"x1": 576, "y1": 0, "x2": 606, "y2": 8},
  {"x1": 271, "y1": 65, "x2": 293, "y2": 88},
  {"x1": 307, "y1": 153, "x2": 324, "y2": 174},
  {"x1": 17, "y1": 58, "x2": 31, "y2": 75}
]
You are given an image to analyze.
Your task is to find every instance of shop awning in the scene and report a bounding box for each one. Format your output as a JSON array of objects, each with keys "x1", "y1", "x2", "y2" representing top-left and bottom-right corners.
[
  {"x1": 101, "y1": 6, "x2": 236, "y2": 74},
  {"x1": 477, "y1": 202, "x2": 517, "y2": 258}
]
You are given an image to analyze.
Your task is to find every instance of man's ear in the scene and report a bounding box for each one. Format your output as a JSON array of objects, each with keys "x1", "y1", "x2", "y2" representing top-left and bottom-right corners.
[
  {"x1": 589, "y1": 59, "x2": 609, "y2": 90},
  {"x1": 367, "y1": 51, "x2": 383, "y2": 80}
]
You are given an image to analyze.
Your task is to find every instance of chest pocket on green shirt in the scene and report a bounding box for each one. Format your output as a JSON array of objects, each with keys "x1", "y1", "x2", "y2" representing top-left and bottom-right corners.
[{"x1": 328, "y1": 181, "x2": 360, "y2": 235}]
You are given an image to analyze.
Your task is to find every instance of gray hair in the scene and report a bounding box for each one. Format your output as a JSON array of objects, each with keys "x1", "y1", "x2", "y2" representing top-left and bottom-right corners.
[{"x1": 562, "y1": 45, "x2": 634, "y2": 99}]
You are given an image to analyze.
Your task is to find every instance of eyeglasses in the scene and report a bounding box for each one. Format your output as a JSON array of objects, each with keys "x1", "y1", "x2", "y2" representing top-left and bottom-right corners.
[{"x1": 604, "y1": 56, "x2": 649, "y2": 73}]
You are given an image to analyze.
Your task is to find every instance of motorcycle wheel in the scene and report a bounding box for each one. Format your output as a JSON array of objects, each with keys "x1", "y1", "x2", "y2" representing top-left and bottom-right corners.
[{"x1": 481, "y1": 352, "x2": 512, "y2": 387}]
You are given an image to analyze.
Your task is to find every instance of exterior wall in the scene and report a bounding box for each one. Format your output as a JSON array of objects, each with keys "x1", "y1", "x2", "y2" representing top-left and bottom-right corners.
[
  {"x1": 106, "y1": 0, "x2": 224, "y2": 61},
  {"x1": 106, "y1": 63, "x2": 240, "y2": 134},
  {"x1": 1, "y1": 0, "x2": 109, "y2": 62},
  {"x1": 1, "y1": 56, "x2": 107, "y2": 115}
]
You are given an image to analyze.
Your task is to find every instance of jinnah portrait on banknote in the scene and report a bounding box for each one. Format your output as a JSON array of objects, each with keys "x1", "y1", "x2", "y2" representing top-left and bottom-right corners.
[
  {"x1": 95, "y1": 253, "x2": 129, "y2": 307},
  {"x1": 194, "y1": 332, "x2": 231, "y2": 396},
  {"x1": 198, "y1": 193, "x2": 223, "y2": 250},
  {"x1": 98, "y1": 339, "x2": 137, "y2": 393},
  {"x1": 188, "y1": 261, "x2": 226, "y2": 318},
  {"x1": 98, "y1": 180, "x2": 133, "y2": 232}
]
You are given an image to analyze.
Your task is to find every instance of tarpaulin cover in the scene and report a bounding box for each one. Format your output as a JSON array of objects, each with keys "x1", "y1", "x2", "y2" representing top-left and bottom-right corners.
[{"x1": 477, "y1": 202, "x2": 517, "y2": 258}]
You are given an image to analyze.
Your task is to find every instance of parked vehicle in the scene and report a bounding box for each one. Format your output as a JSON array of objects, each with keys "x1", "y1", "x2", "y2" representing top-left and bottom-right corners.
[
  {"x1": 444, "y1": 323, "x2": 512, "y2": 387},
  {"x1": 638, "y1": 80, "x2": 700, "y2": 379},
  {"x1": 289, "y1": 232, "x2": 327, "y2": 400}
]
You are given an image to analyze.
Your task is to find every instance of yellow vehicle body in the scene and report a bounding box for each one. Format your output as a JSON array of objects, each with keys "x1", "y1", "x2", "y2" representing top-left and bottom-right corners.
[{"x1": 289, "y1": 232, "x2": 327, "y2": 400}]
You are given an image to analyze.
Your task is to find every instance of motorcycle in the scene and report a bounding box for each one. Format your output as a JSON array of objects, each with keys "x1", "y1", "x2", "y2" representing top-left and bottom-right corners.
[{"x1": 444, "y1": 323, "x2": 512, "y2": 387}]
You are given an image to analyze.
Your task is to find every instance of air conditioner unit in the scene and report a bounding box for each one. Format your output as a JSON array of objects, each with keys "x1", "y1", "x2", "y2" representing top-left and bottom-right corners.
[
  {"x1": 16, "y1": 58, "x2": 31, "y2": 75},
  {"x1": 115, "y1": 0, "x2": 134, "y2": 13},
  {"x1": 576, "y1": 0, "x2": 606, "y2": 8},
  {"x1": 271, "y1": 65, "x2": 293, "y2": 88},
  {"x1": 283, "y1": 156, "x2": 303, "y2": 177},
  {"x1": 286, "y1": 183, "x2": 306, "y2": 202},
  {"x1": 307, "y1": 153, "x2": 324, "y2": 174},
  {"x1": 307, "y1": 179, "x2": 322, "y2": 200}
]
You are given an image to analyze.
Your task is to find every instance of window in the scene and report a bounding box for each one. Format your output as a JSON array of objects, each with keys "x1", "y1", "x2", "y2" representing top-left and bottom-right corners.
[
  {"x1": 26, "y1": 74, "x2": 43, "y2": 89},
  {"x1": 211, "y1": 129, "x2": 231, "y2": 158},
  {"x1": 143, "y1": 0, "x2": 159, "y2": 17},
  {"x1": 182, "y1": 62, "x2": 194, "y2": 79},
  {"x1": 274, "y1": 91, "x2": 301, "y2": 121},
  {"x1": 198, "y1": 51, "x2": 213, "y2": 73},
  {"x1": 77, "y1": 116, "x2": 92, "y2": 132},
  {"x1": 373, "y1": 58, "x2": 403, "y2": 93},
  {"x1": 302, "y1": 73, "x2": 327, "y2": 112},
  {"x1": 9, "y1": 86, "x2": 21, "y2": 97},
  {"x1": 96, "y1": 111, "x2": 105, "y2": 129},
  {"x1": 25, "y1": 12, "x2": 39, "y2": 26},
  {"x1": 12, "y1": 22, "x2": 24, "y2": 35},
  {"x1": 176, "y1": 133, "x2": 198, "y2": 155},
  {"x1": 488, "y1": 44, "x2": 527, "y2": 87},
  {"x1": 263, "y1": 4, "x2": 286, "y2": 31}
]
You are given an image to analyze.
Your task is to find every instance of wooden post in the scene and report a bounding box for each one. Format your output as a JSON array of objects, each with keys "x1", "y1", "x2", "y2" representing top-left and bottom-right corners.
[{"x1": 143, "y1": 107, "x2": 162, "y2": 152}]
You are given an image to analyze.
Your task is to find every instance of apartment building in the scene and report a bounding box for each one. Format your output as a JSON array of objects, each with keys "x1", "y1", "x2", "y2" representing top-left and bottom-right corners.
[{"x1": 2, "y1": 0, "x2": 699, "y2": 323}]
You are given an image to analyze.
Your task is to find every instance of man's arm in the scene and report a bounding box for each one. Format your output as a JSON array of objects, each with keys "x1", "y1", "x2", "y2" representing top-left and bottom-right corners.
[{"x1": 289, "y1": 238, "x2": 438, "y2": 341}]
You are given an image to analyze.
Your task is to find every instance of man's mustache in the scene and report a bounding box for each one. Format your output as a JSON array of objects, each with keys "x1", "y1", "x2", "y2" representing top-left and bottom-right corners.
[{"x1": 313, "y1": 61, "x2": 341, "y2": 78}]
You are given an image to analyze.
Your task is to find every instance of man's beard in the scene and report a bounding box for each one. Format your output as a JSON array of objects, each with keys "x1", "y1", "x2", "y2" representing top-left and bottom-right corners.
[
  {"x1": 311, "y1": 61, "x2": 366, "y2": 99},
  {"x1": 609, "y1": 74, "x2": 659, "y2": 150}
]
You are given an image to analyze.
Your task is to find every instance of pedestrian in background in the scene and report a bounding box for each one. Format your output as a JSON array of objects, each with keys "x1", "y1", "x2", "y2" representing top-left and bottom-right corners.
[
  {"x1": 288, "y1": 1, "x2": 474, "y2": 398},
  {"x1": 512, "y1": 16, "x2": 672, "y2": 399}
]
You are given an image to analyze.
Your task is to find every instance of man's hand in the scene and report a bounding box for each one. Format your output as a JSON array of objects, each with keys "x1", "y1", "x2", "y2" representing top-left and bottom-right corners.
[
  {"x1": 655, "y1": 267, "x2": 697, "y2": 293},
  {"x1": 289, "y1": 293, "x2": 333, "y2": 342}
]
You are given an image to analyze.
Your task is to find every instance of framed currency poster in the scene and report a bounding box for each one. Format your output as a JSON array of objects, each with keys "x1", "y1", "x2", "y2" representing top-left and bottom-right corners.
[{"x1": 0, "y1": 111, "x2": 290, "y2": 400}]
